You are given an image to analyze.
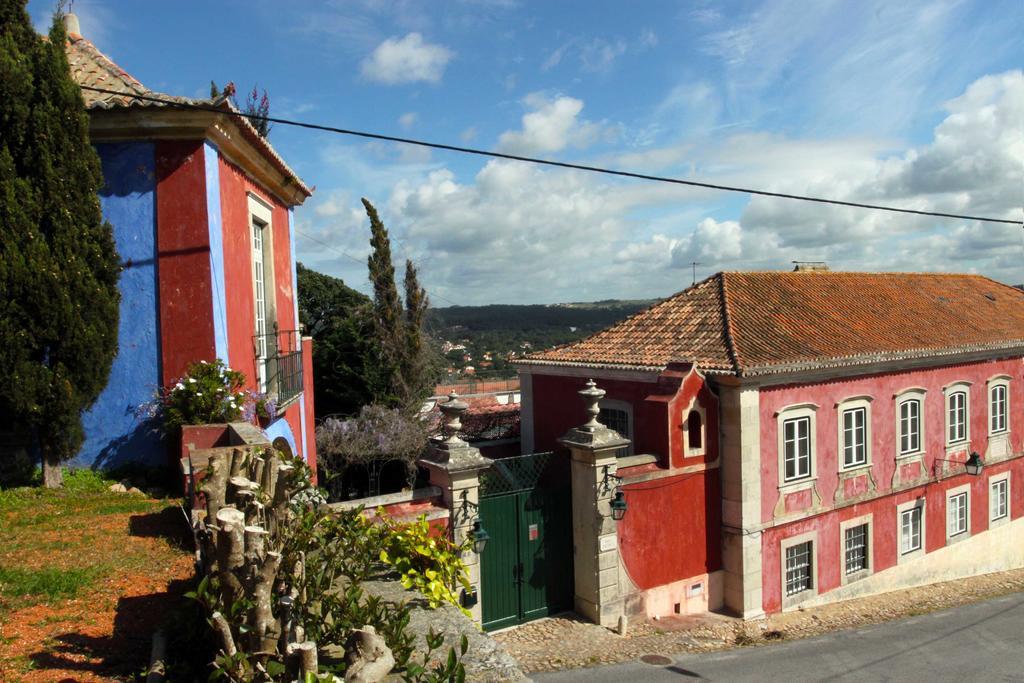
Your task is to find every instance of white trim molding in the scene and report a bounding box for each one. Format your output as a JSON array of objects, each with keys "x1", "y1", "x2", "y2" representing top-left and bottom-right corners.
[
  {"x1": 837, "y1": 396, "x2": 873, "y2": 472},
  {"x1": 989, "y1": 471, "x2": 1011, "y2": 529},
  {"x1": 780, "y1": 530, "x2": 819, "y2": 610},
  {"x1": 897, "y1": 497, "x2": 926, "y2": 564},
  {"x1": 894, "y1": 388, "x2": 927, "y2": 461},
  {"x1": 776, "y1": 403, "x2": 819, "y2": 488},
  {"x1": 987, "y1": 375, "x2": 1011, "y2": 437},
  {"x1": 945, "y1": 483, "x2": 972, "y2": 545},
  {"x1": 839, "y1": 514, "x2": 874, "y2": 586},
  {"x1": 683, "y1": 402, "x2": 707, "y2": 459},
  {"x1": 943, "y1": 381, "x2": 973, "y2": 452}
]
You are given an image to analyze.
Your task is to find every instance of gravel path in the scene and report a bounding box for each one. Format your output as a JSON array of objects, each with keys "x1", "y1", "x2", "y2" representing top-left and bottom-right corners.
[{"x1": 494, "y1": 567, "x2": 1024, "y2": 673}]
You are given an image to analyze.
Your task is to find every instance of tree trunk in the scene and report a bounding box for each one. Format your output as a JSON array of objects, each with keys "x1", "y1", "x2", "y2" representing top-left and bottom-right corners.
[{"x1": 42, "y1": 450, "x2": 63, "y2": 488}]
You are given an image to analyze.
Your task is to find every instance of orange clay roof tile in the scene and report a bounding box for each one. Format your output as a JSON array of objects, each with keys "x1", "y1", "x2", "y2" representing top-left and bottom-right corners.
[
  {"x1": 522, "y1": 271, "x2": 1024, "y2": 376},
  {"x1": 64, "y1": 34, "x2": 311, "y2": 199}
]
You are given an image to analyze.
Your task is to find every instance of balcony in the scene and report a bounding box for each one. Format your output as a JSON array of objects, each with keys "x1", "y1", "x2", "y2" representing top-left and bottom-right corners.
[{"x1": 253, "y1": 328, "x2": 303, "y2": 408}]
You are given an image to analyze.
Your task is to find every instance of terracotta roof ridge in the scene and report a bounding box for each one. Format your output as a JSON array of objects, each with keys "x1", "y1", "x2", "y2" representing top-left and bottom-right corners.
[
  {"x1": 717, "y1": 272, "x2": 742, "y2": 375},
  {"x1": 972, "y1": 274, "x2": 1024, "y2": 297},
  {"x1": 69, "y1": 34, "x2": 149, "y2": 96}
]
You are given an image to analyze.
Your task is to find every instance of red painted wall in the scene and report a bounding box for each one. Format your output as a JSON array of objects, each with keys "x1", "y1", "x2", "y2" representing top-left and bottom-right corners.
[
  {"x1": 530, "y1": 373, "x2": 668, "y2": 459},
  {"x1": 302, "y1": 336, "x2": 317, "y2": 480},
  {"x1": 155, "y1": 141, "x2": 215, "y2": 385},
  {"x1": 761, "y1": 456, "x2": 1024, "y2": 613},
  {"x1": 528, "y1": 367, "x2": 722, "y2": 590},
  {"x1": 758, "y1": 356, "x2": 1024, "y2": 614},
  {"x1": 618, "y1": 469, "x2": 722, "y2": 589},
  {"x1": 758, "y1": 358, "x2": 1024, "y2": 524},
  {"x1": 217, "y1": 154, "x2": 298, "y2": 388}
]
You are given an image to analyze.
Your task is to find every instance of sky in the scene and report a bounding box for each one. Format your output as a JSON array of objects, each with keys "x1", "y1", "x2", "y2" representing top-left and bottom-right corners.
[{"x1": 30, "y1": 0, "x2": 1024, "y2": 305}]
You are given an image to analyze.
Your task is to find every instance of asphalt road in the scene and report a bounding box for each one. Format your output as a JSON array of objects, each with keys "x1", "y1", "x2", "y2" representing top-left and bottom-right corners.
[{"x1": 533, "y1": 591, "x2": 1024, "y2": 682}]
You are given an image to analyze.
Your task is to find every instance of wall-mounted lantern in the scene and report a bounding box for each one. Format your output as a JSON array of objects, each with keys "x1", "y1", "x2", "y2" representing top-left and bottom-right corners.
[
  {"x1": 470, "y1": 518, "x2": 490, "y2": 554},
  {"x1": 934, "y1": 450, "x2": 984, "y2": 478},
  {"x1": 610, "y1": 491, "x2": 628, "y2": 521}
]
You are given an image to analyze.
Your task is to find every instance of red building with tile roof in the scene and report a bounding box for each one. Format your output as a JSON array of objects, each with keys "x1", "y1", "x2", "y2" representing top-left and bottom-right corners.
[
  {"x1": 61, "y1": 15, "x2": 317, "y2": 476},
  {"x1": 517, "y1": 268, "x2": 1024, "y2": 618}
]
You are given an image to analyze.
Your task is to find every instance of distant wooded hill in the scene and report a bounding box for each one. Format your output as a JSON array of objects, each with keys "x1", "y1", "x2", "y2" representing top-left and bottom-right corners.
[{"x1": 427, "y1": 300, "x2": 657, "y2": 377}]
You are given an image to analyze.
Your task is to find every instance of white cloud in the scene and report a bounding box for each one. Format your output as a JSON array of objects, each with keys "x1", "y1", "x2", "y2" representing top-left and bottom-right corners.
[
  {"x1": 497, "y1": 92, "x2": 610, "y2": 155},
  {"x1": 460, "y1": 126, "x2": 479, "y2": 143},
  {"x1": 579, "y1": 38, "x2": 627, "y2": 72},
  {"x1": 360, "y1": 33, "x2": 454, "y2": 84},
  {"x1": 688, "y1": 71, "x2": 1024, "y2": 280},
  {"x1": 542, "y1": 36, "x2": 628, "y2": 73},
  {"x1": 638, "y1": 29, "x2": 658, "y2": 48},
  {"x1": 398, "y1": 112, "x2": 418, "y2": 130},
  {"x1": 298, "y1": 71, "x2": 1024, "y2": 304}
]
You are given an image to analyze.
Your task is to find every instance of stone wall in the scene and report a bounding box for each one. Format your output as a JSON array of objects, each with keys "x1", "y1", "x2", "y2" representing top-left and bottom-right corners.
[{"x1": 360, "y1": 573, "x2": 528, "y2": 682}]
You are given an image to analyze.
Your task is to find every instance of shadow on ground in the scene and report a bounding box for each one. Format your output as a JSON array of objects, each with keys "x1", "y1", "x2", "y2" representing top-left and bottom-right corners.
[
  {"x1": 128, "y1": 505, "x2": 194, "y2": 551},
  {"x1": 28, "y1": 505, "x2": 196, "y2": 678}
]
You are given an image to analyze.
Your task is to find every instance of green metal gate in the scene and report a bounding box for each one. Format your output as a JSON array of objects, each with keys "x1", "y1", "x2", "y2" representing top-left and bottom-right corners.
[{"x1": 478, "y1": 452, "x2": 574, "y2": 631}]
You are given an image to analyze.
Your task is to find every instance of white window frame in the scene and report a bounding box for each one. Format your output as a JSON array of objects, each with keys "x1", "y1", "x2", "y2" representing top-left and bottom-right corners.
[
  {"x1": 248, "y1": 193, "x2": 276, "y2": 394},
  {"x1": 897, "y1": 498, "x2": 925, "y2": 563},
  {"x1": 895, "y1": 388, "x2": 926, "y2": 460},
  {"x1": 780, "y1": 531, "x2": 818, "y2": 609},
  {"x1": 837, "y1": 396, "x2": 872, "y2": 471},
  {"x1": 943, "y1": 382, "x2": 972, "y2": 447},
  {"x1": 683, "y1": 403, "x2": 707, "y2": 458},
  {"x1": 989, "y1": 472, "x2": 1010, "y2": 528},
  {"x1": 599, "y1": 398, "x2": 633, "y2": 457},
  {"x1": 777, "y1": 404, "x2": 818, "y2": 489},
  {"x1": 839, "y1": 514, "x2": 873, "y2": 585},
  {"x1": 946, "y1": 484, "x2": 970, "y2": 543},
  {"x1": 988, "y1": 376, "x2": 1010, "y2": 436}
]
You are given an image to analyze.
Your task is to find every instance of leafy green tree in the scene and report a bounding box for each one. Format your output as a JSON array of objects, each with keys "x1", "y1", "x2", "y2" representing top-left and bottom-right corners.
[
  {"x1": 0, "y1": 4, "x2": 121, "y2": 487},
  {"x1": 362, "y1": 198, "x2": 439, "y2": 413},
  {"x1": 296, "y1": 263, "x2": 376, "y2": 417}
]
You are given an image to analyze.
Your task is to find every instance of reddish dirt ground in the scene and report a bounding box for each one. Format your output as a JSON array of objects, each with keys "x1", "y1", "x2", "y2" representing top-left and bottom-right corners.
[{"x1": 0, "y1": 491, "x2": 194, "y2": 682}]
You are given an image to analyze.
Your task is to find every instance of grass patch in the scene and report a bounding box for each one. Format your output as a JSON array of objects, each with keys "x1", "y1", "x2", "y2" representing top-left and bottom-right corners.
[{"x1": 0, "y1": 565, "x2": 100, "y2": 601}]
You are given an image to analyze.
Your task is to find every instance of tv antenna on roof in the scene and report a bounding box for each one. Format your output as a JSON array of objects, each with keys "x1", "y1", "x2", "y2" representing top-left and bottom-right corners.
[{"x1": 690, "y1": 261, "x2": 701, "y2": 285}]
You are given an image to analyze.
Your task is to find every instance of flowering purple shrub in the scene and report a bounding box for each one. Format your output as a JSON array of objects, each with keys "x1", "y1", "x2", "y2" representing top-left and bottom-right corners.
[{"x1": 316, "y1": 404, "x2": 428, "y2": 499}]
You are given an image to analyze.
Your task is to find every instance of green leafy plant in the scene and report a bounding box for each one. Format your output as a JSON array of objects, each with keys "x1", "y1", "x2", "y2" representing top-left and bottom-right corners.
[
  {"x1": 148, "y1": 359, "x2": 247, "y2": 432},
  {"x1": 377, "y1": 512, "x2": 472, "y2": 614}
]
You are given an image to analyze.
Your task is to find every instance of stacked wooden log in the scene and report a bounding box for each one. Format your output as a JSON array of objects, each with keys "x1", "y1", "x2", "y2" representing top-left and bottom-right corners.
[{"x1": 192, "y1": 446, "x2": 317, "y2": 680}]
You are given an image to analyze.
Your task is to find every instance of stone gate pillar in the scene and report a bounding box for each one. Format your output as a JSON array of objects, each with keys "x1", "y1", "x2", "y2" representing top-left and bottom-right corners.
[
  {"x1": 418, "y1": 392, "x2": 492, "y2": 625},
  {"x1": 558, "y1": 379, "x2": 630, "y2": 629}
]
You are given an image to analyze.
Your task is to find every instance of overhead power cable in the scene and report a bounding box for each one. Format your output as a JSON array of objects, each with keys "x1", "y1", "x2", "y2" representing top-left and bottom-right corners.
[
  {"x1": 78, "y1": 85, "x2": 1022, "y2": 227},
  {"x1": 293, "y1": 227, "x2": 461, "y2": 308}
]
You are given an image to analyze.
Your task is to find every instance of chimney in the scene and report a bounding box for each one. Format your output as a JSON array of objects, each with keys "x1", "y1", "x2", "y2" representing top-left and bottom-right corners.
[
  {"x1": 792, "y1": 261, "x2": 829, "y2": 272},
  {"x1": 62, "y1": 13, "x2": 81, "y2": 37}
]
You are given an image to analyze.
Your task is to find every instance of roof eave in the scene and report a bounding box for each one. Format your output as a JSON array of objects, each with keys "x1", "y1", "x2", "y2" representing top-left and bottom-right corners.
[
  {"x1": 85, "y1": 104, "x2": 312, "y2": 207},
  {"x1": 740, "y1": 341, "x2": 1024, "y2": 382},
  {"x1": 513, "y1": 357, "x2": 736, "y2": 375}
]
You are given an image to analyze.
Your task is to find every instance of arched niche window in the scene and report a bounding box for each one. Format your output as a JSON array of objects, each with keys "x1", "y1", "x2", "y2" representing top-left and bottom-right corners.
[
  {"x1": 684, "y1": 405, "x2": 706, "y2": 457},
  {"x1": 272, "y1": 436, "x2": 294, "y2": 460}
]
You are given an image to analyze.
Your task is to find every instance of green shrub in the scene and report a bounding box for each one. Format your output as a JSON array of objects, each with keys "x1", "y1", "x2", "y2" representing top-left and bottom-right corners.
[
  {"x1": 152, "y1": 359, "x2": 247, "y2": 432},
  {"x1": 377, "y1": 512, "x2": 472, "y2": 614}
]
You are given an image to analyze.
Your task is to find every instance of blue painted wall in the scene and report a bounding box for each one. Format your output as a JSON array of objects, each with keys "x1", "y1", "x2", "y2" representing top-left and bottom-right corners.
[
  {"x1": 204, "y1": 141, "x2": 229, "y2": 361},
  {"x1": 74, "y1": 142, "x2": 165, "y2": 470},
  {"x1": 263, "y1": 417, "x2": 298, "y2": 460}
]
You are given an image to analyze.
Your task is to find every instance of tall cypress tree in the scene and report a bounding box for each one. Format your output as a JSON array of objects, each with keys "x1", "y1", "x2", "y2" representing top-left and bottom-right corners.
[
  {"x1": 361, "y1": 199, "x2": 437, "y2": 413},
  {"x1": 362, "y1": 197, "x2": 405, "y2": 408},
  {"x1": 0, "y1": 5, "x2": 121, "y2": 487},
  {"x1": 402, "y1": 258, "x2": 433, "y2": 408}
]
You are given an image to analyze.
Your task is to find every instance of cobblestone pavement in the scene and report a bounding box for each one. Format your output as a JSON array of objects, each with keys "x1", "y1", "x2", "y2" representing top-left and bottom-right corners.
[{"x1": 493, "y1": 567, "x2": 1024, "y2": 673}]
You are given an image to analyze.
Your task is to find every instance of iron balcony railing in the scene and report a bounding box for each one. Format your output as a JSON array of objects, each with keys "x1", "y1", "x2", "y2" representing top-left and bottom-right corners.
[{"x1": 253, "y1": 328, "x2": 303, "y2": 407}]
